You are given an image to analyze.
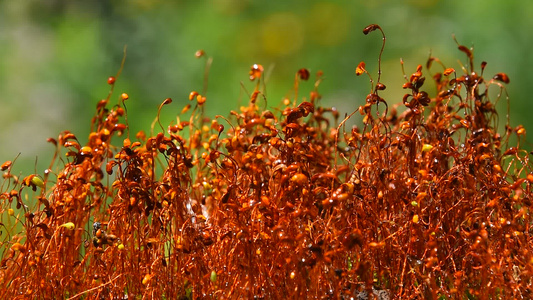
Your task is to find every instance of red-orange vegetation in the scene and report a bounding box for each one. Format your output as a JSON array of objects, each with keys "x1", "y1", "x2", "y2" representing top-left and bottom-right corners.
[{"x1": 0, "y1": 25, "x2": 531, "y2": 299}]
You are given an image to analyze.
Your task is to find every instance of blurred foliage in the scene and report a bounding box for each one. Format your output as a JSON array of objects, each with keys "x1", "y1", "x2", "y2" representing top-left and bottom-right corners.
[{"x1": 1, "y1": 0, "x2": 533, "y2": 173}]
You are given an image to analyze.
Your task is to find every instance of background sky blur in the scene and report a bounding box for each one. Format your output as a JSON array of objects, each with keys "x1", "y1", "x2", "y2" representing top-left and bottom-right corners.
[{"x1": 1, "y1": 0, "x2": 532, "y2": 174}]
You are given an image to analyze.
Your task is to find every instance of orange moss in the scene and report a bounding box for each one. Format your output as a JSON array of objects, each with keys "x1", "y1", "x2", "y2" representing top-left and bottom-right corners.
[{"x1": 0, "y1": 25, "x2": 531, "y2": 299}]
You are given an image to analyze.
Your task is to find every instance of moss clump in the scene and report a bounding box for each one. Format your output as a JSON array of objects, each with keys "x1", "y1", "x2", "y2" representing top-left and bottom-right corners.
[{"x1": 0, "y1": 24, "x2": 531, "y2": 299}]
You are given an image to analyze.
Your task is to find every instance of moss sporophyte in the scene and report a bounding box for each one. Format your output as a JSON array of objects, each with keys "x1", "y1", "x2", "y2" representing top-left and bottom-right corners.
[{"x1": 0, "y1": 25, "x2": 531, "y2": 299}]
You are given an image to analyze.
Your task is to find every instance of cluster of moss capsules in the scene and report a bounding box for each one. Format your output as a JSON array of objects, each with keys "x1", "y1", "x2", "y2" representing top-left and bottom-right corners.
[{"x1": 0, "y1": 24, "x2": 531, "y2": 299}]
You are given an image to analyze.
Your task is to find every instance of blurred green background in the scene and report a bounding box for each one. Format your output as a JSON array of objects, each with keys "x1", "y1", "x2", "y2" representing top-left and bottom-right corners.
[{"x1": 1, "y1": 0, "x2": 532, "y2": 174}]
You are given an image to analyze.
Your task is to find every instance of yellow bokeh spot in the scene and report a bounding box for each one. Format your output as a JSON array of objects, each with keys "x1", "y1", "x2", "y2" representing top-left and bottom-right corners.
[
  {"x1": 260, "y1": 12, "x2": 304, "y2": 57},
  {"x1": 307, "y1": 2, "x2": 350, "y2": 46}
]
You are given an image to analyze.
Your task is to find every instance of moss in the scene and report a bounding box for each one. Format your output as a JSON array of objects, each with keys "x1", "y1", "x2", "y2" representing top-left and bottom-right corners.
[{"x1": 0, "y1": 24, "x2": 530, "y2": 299}]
